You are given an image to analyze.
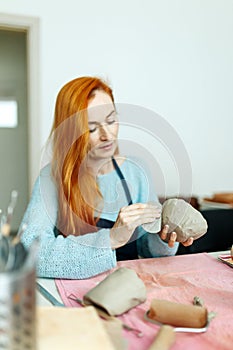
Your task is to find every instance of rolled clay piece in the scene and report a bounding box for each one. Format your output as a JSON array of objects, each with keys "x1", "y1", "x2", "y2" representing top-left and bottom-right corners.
[
  {"x1": 162, "y1": 198, "x2": 208, "y2": 242},
  {"x1": 148, "y1": 325, "x2": 175, "y2": 350},
  {"x1": 147, "y1": 299, "x2": 208, "y2": 328},
  {"x1": 83, "y1": 267, "x2": 147, "y2": 316}
]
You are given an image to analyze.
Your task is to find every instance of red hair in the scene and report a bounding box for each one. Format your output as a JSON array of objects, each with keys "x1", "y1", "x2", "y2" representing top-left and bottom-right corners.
[{"x1": 50, "y1": 76, "x2": 114, "y2": 236}]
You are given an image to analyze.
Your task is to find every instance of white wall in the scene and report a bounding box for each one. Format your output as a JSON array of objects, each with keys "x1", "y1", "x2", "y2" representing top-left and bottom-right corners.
[{"x1": 0, "y1": 0, "x2": 232, "y2": 197}]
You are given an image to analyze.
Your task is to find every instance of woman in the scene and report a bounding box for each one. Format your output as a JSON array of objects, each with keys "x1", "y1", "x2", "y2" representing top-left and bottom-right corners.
[{"x1": 21, "y1": 76, "x2": 193, "y2": 278}]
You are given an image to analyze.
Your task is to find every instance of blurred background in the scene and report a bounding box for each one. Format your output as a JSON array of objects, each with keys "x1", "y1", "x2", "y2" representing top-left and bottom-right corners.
[{"x1": 0, "y1": 0, "x2": 232, "y2": 231}]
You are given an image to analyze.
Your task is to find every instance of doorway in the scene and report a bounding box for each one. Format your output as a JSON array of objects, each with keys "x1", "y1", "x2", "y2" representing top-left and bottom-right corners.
[
  {"x1": 0, "y1": 13, "x2": 40, "y2": 232},
  {"x1": 0, "y1": 29, "x2": 28, "y2": 232}
]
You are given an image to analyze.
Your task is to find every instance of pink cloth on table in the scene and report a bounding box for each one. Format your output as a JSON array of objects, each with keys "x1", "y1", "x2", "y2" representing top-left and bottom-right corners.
[{"x1": 55, "y1": 253, "x2": 233, "y2": 350}]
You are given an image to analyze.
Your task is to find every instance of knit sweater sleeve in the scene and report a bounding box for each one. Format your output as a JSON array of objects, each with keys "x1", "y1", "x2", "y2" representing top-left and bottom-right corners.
[{"x1": 20, "y1": 167, "x2": 116, "y2": 279}]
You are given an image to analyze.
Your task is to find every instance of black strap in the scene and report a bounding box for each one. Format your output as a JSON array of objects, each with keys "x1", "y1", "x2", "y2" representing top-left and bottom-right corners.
[
  {"x1": 111, "y1": 156, "x2": 133, "y2": 205},
  {"x1": 97, "y1": 157, "x2": 139, "y2": 260},
  {"x1": 112, "y1": 157, "x2": 138, "y2": 260}
]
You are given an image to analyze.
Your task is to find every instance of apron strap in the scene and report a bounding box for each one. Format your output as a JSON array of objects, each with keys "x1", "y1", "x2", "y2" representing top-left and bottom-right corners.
[{"x1": 111, "y1": 156, "x2": 133, "y2": 205}]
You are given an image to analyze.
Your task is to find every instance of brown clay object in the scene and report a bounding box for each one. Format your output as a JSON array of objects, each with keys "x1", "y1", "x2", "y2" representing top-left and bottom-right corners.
[{"x1": 147, "y1": 299, "x2": 208, "y2": 328}]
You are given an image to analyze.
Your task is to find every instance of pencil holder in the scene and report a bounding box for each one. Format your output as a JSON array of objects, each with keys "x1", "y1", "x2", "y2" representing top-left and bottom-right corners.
[{"x1": 0, "y1": 261, "x2": 36, "y2": 349}]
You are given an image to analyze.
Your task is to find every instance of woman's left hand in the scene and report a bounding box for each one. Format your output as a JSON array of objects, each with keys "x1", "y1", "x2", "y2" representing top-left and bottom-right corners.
[{"x1": 159, "y1": 224, "x2": 194, "y2": 248}]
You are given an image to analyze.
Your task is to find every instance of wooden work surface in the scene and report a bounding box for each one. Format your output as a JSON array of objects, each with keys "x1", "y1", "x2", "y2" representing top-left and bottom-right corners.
[{"x1": 37, "y1": 306, "x2": 116, "y2": 350}]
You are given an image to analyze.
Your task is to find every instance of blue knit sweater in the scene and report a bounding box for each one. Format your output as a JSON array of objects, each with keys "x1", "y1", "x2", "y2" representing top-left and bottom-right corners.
[{"x1": 20, "y1": 157, "x2": 178, "y2": 279}]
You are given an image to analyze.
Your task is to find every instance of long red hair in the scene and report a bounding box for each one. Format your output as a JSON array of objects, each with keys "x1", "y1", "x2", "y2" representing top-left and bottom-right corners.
[{"x1": 49, "y1": 76, "x2": 114, "y2": 236}]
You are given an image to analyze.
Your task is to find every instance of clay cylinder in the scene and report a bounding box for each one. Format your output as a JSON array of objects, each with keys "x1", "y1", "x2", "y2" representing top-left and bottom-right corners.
[{"x1": 148, "y1": 299, "x2": 208, "y2": 328}]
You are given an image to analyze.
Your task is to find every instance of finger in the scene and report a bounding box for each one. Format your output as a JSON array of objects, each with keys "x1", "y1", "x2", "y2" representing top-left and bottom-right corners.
[
  {"x1": 122, "y1": 203, "x2": 161, "y2": 211},
  {"x1": 120, "y1": 206, "x2": 161, "y2": 219},
  {"x1": 121, "y1": 212, "x2": 160, "y2": 229},
  {"x1": 117, "y1": 210, "x2": 153, "y2": 229},
  {"x1": 122, "y1": 203, "x2": 147, "y2": 211},
  {"x1": 120, "y1": 206, "x2": 128, "y2": 212},
  {"x1": 182, "y1": 237, "x2": 194, "y2": 247},
  {"x1": 159, "y1": 224, "x2": 169, "y2": 240},
  {"x1": 168, "y1": 232, "x2": 177, "y2": 247}
]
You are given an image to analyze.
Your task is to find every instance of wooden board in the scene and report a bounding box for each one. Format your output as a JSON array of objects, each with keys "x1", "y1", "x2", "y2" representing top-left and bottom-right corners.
[{"x1": 37, "y1": 306, "x2": 115, "y2": 350}]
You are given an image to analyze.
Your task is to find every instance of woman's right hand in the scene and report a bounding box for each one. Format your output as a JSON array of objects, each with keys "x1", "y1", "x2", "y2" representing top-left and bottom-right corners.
[{"x1": 110, "y1": 203, "x2": 161, "y2": 249}]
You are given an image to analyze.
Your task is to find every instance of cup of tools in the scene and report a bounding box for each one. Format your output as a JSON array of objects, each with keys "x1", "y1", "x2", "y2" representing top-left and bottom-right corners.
[{"x1": 0, "y1": 191, "x2": 37, "y2": 350}]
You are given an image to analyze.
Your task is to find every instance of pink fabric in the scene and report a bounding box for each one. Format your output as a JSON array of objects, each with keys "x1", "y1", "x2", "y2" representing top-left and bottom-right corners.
[{"x1": 55, "y1": 253, "x2": 233, "y2": 350}]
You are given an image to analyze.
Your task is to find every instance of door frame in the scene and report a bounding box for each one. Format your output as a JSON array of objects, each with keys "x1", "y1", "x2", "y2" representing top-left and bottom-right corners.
[{"x1": 0, "y1": 12, "x2": 40, "y2": 193}]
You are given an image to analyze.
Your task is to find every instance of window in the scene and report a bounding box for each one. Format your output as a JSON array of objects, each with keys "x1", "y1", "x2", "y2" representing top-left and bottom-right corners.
[{"x1": 0, "y1": 99, "x2": 18, "y2": 128}]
